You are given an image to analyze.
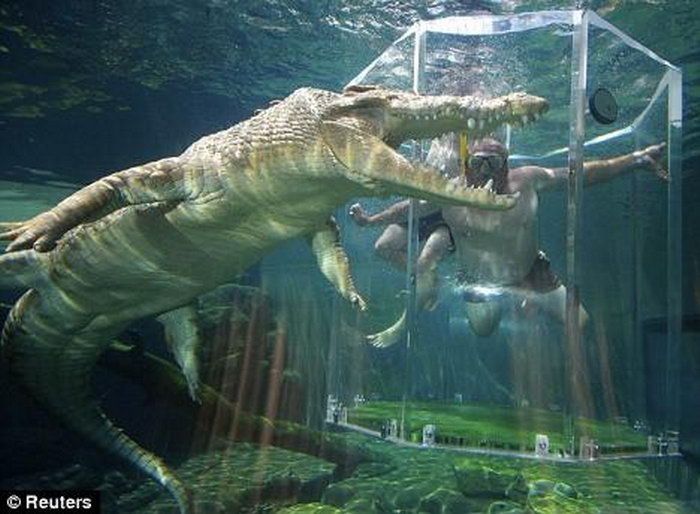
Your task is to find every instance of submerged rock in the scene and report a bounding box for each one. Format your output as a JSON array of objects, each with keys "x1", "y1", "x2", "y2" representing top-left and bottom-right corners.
[
  {"x1": 278, "y1": 503, "x2": 342, "y2": 513},
  {"x1": 553, "y1": 481, "x2": 579, "y2": 499},
  {"x1": 527, "y1": 494, "x2": 600, "y2": 514},
  {"x1": 393, "y1": 484, "x2": 430, "y2": 510},
  {"x1": 321, "y1": 483, "x2": 355, "y2": 507},
  {"x1": 352, "y1": 461, "x2": 396, "y2": 479},
  {"x1": 418, "y1": 487, "x2": 476, "y2": 514},
  {"x1": 454, "y1": 464, "x2": 514, "y2": 498},
  {"x1": 122, "y1": 443, "x2": 335, "y2": 513},
  {"x1": 343, "y1": 497, "x2": 380, "y2": 514},
  {"x1": 527, "y1": 481, "x2": 596, "y2": 514},
  {"x1": 527, "y1": 479, "x2": 556, "y2": 498},
  {"x1": 505, "y1": 473, "x2": 528, "y2": 503},
  {"x1": 487, "y1": 500, "x2": 526, "y2": 513}
]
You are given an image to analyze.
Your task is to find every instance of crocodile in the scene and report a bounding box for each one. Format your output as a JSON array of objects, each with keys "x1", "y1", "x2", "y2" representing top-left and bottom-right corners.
[{"x1": 0, "y1": 85, "x2": 547, "y2": 512}]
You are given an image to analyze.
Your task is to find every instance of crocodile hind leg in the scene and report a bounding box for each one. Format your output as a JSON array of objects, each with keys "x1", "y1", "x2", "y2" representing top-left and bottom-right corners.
[{"x1": 1, "y1": 291, "x2": 193, "y2": 514}]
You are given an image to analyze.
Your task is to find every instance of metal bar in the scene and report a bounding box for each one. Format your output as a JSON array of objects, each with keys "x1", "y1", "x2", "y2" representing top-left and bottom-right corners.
[
  {"x1": 399, "y1": 25, "x2": 427, "y2": 441},
  {"x1": 419, "y1": 11, "x2": 575, "y2": 36},
  {"x1": 665, "y1": 68, "x2": 683, "y2": 433},
  {"x1": 565, "y1": 8, "x2": 588, "y2": 422}
]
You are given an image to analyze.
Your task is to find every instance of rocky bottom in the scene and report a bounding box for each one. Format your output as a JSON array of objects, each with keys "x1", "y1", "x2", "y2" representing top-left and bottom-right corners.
[
  {"x1": 4, "y1": 434, "x2": 699, "y2": 513},
  {"x1": 275, "y1": 434, "x2": 698, "y2": 514}
]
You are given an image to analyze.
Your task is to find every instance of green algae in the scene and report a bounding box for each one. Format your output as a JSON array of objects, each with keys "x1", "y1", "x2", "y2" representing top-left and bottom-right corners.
[
  {"x1": 277, "y1": 430, "x2": 691, "y2": 513},
  {"x1": 348, "y1": 400, "x2": 648, "y2": 453},
  {"x1": 278, "y1": 504, "x2": 342, "y2": 514}
]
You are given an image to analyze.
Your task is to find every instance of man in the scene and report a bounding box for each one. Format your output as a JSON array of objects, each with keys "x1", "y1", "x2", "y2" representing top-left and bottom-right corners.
[{"x1": 350, "y1": 135, "x2": 666, "y2": 347}]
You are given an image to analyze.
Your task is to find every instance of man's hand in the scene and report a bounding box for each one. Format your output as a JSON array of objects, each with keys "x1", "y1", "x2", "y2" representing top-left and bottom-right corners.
[
  {"x1": 635, "y1": 142, "x2": 668, "y2": 181},
  {"x1": 349, "y1": 203, "x2": 370, "y2": 226}
]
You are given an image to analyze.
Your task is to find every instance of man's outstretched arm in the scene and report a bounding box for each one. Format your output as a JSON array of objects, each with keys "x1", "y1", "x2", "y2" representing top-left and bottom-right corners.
[
  {"x1": 349, "y1": 199, "x2": 439, "y2": 226},
  {"x1": 512, "y1": 143, "x2": 666, "y2": 192}
]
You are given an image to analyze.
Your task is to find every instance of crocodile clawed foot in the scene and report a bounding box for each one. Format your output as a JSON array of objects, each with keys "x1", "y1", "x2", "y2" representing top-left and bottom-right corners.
[
  {"x1": 350, "y1": 293, "x2": 368, "y2": 312},
  {"x1": 0, "y1": 216, "x2": 61, "y2": 253}
]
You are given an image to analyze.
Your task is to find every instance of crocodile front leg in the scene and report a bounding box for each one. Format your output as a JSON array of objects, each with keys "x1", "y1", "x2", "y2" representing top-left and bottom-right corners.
[
  {"x1": 308, "y1": 217, "x2": 367, "y2": 312},
  {"x1": 0, "y1": 157, "x2": 208, "y2": 252}
]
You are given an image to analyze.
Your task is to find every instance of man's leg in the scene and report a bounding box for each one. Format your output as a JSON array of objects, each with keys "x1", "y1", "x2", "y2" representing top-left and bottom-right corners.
[
  {"x1": 416, "y1": 225, "x2": 452, "y2": 310},
  {"x1": 516, "y1": 285, "x2": 590, "y2": 330},
  {"x1": 368, "y1": 226, "x2": 452, "y2": 347},
  {"x1": 374, "y1": 223, "x2": 408, "y2": 269},
  {"x1": 465, "y1": 301, "x2": 502, "y2": 337}
]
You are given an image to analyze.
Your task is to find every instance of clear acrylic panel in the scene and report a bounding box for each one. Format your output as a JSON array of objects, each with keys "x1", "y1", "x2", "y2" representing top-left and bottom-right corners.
[
  {"x1": 575, "y1": 13, "x2": 681, "y2": 453},
  {"x1": 344, "y1": 11, "x2": 584, "y2": 454},
  {"x1": 336, "y1": 9, "x2": 685, "y2": 500}
]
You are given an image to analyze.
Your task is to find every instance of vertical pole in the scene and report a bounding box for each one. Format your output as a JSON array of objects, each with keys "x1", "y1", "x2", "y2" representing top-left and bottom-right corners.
[
  {"x1": 665, "y1": 68, "x2": 683, "y2": 434},
  {"x1": 399, "y1": 24, "x2": 426, "y2": 441},
  {"x1": 632, "y1": 129, "x2": 643, "y2": 419},
  {"x1": 565, "y1": 10, "x2": 588, "y2": 447}
]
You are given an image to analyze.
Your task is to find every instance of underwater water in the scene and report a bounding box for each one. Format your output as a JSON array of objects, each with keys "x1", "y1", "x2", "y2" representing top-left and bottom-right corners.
[{"x1": 1, "y1": 1, "x2": 700, "y2": 514}]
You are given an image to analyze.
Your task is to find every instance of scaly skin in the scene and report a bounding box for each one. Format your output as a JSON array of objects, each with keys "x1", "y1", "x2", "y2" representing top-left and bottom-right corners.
[{"x1": 0, "y1": 85, "x2": 547, "y2": 513}]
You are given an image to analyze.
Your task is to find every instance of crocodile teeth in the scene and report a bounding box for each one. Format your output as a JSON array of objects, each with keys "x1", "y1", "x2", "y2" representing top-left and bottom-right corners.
[
  {"x1": 522, "y1": 114, "x2": 529, "y2": 124},
  {"x1": 484, "y1": 178, "x2": 493, "y2": 191},
  {"x1": 467, "y1": 118, "x2": 476, "y2": 129}
]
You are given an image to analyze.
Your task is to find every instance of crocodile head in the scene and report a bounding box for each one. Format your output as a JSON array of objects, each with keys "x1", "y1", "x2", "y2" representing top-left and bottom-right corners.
[{"x1": 322, "y1": 85, "x2": 548, "y2": 210}]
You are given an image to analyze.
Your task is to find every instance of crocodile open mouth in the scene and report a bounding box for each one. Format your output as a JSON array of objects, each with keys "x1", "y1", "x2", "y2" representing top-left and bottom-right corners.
[{"x1": 322, "y1": 120, "x2": 520, "y2": 211}]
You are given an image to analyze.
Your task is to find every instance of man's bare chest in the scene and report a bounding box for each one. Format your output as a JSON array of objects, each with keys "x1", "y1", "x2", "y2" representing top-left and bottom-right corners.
[{"x1": 442, "y1": 189, "x2": 537, "y2": 239}]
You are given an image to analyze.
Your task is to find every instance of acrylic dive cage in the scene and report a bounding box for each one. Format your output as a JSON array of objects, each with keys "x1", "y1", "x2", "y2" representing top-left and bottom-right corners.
[{"x1": 322, "y1": 10, "x2": 683, "y2": 462}]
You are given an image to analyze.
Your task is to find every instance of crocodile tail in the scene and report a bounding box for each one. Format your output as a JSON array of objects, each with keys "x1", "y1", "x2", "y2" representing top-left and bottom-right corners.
[
  {"x1": 0, "y1": 249, "x2": 42, "y2": 289},
  {"x1": 1, "y1": 293, "x2": 193, "y2": 514}
]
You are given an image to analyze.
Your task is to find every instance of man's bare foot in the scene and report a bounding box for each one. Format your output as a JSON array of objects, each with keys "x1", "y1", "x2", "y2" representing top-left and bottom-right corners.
[{"x1": 366, "y1": 312, "x2": 406, "y2": 348}]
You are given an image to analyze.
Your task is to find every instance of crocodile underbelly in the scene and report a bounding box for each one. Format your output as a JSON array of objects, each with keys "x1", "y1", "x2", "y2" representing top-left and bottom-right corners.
[
  {"x1": 42, "y1": 208, "x2": 237, "y2": 324},
  {"x1": 42, "y1": 201, "x2": 318, "y2": 329}
]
